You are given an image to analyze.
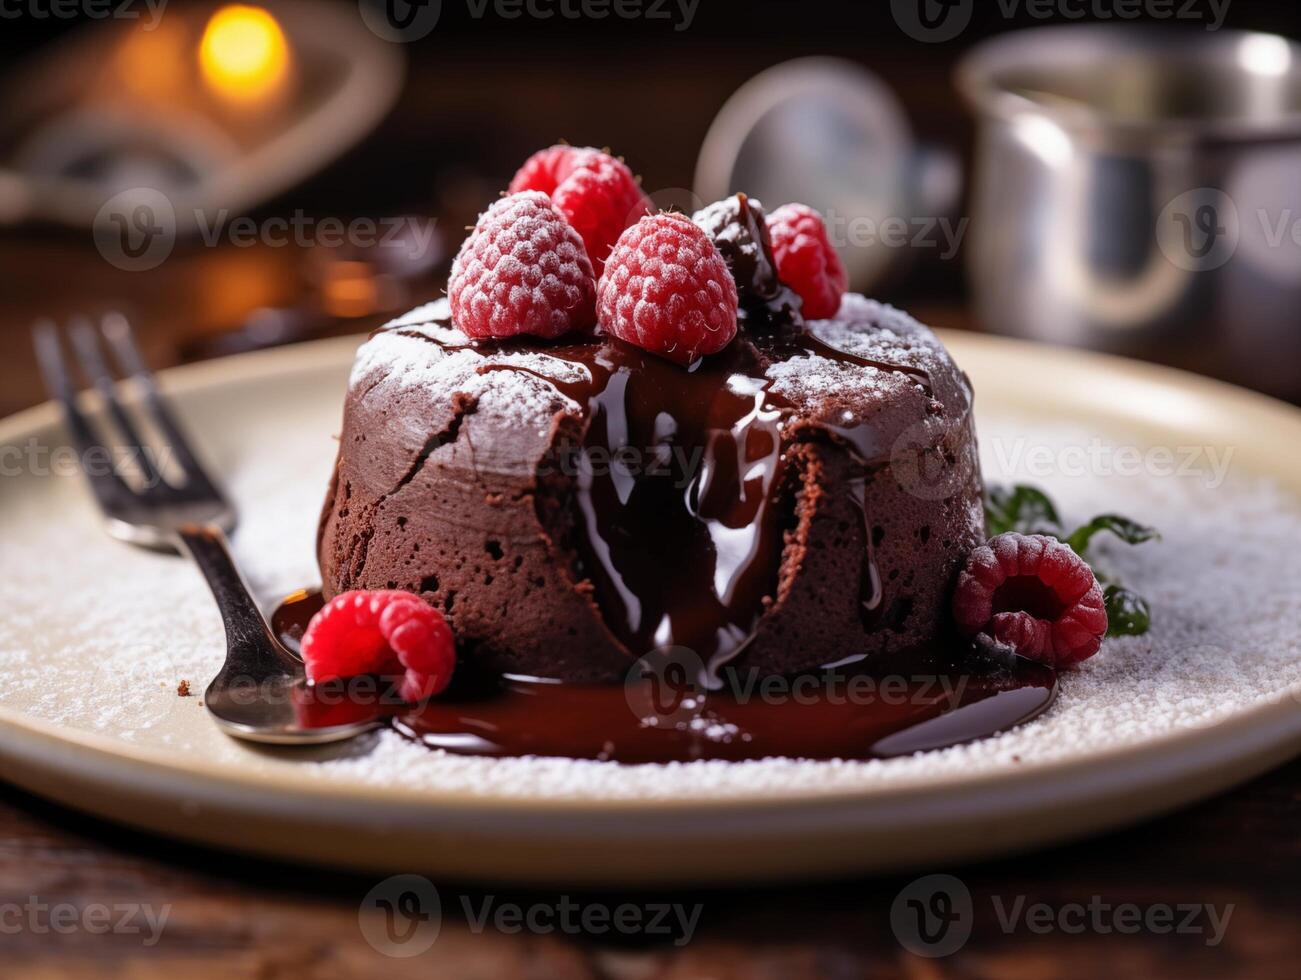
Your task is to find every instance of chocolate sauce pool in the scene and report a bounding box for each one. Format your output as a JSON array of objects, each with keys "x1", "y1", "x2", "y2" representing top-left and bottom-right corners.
[{"x1": 275, "y1": 590, "x2": 1057, "y2": 763}]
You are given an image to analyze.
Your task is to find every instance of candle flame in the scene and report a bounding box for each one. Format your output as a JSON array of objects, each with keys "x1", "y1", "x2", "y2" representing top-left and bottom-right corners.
[{"x1": 199, "y1": 4, "x2": 290, "y2": 102}]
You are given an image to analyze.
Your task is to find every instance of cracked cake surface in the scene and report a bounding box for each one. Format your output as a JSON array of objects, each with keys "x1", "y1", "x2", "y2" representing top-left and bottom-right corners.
[{"x1": 319, "y1": 295, "x2": 985, "y2": 681}]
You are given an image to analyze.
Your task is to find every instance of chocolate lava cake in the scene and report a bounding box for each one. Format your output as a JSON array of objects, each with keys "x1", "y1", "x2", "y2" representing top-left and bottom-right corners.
[{"x1": 318, "y1": 290, "x2": 985, "y2": 682}]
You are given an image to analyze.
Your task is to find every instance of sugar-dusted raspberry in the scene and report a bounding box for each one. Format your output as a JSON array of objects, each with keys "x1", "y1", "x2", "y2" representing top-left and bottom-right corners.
[
  {"x1": 508, "y1": 146, "x2": 651, "y2": 274},
  {"x1": 301, "y1": 590, "x2": 456, "y2": 702},
  {"x1": 953, "y1": 532, "x2": 1108, "y2": 667},
  {"x1": 449, "y1": 191, "x2": 597, "y2": 339},
  {"x1": 765, "y1": 203, "x2": 848, "y2": 320},
  {"x1": 596, "y1": 212, "x2": 739, "y2": 365}
]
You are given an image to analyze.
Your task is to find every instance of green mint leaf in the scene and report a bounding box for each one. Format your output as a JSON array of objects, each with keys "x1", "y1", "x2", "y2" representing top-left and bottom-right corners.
[
  {"x1": 985, "y1": 484, "x2": 1062, "y2": 537},
  {"x1": 1104, "y1": 585, "x2": 1151, "y2": 636},
  {"x1": 1066, "y1": 514, "x2": 1160, "y2": 554},
  {"x1": 984, "y1": 484, "x2": 1158, "y2": 640}
]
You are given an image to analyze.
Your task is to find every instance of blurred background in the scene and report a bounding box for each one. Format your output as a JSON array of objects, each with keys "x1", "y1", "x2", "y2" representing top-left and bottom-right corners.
[{"x1": 1, "y1": 0, "x2": 1300, "y2": 419}]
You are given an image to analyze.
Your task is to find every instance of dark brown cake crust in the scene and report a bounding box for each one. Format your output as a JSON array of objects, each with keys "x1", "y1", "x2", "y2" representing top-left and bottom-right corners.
[{"x1": 319, "y1": 295, "x2": 985, "y2": 682}]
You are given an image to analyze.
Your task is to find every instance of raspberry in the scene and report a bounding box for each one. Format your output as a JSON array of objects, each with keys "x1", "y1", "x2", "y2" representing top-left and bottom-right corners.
[
  {"x1": 508, "y1": 146, "x2": 651, "y2": 274},
  {"x1": 765, "y1": 203, "x2": 848, "y2": 319},
  {"x1": 596, "y1": 212, "x2": 739, "y2": 365},
  {"x1": 301, "y1": 590, "x2": 456, "y2": 702},
  {"x1": 953, "y1": 532, "x2": 1108, "y2": 668},
  {"x1": 449, "y1": 191, "x2": 597, "y2": 340},
  {"x1": 508, "y1": 145, "x2": 584, "y2": 196},
  {"x1": 553, "y1": 155, "x2": 652, "y2": 274}
]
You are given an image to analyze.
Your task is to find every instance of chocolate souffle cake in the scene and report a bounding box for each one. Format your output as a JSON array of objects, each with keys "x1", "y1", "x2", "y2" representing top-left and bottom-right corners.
[{"x1": 319, "y1": 161, "x2": 984, "y2": 683}]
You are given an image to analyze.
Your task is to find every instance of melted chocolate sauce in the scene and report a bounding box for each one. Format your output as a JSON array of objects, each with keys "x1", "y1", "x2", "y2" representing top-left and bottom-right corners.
[
  {"x1": 847, "y1": 475, "x2": 886, "y2": 626},
  {"x1": 486, "y1": 340, "x2": 788, "y2": 673},
  {"x1": 275, "y1": 591, "x2": 1057, "y2": 763},
  {"x1": 465, "y1": 329, "x2": 932, "y2": 676},
  {"x1": 692, "y1": 193, "x2": 802, "y2": 329},
  {"x1": 386, "y1": 300, "x2": 942, "y2": 675}
]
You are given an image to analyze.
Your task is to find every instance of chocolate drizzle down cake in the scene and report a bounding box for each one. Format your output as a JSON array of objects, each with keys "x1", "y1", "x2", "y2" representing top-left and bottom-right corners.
[
  {"x1": 320, "y1": 307, "x2": 983, "y2": 682},
  {"x1": 319, "y1": 163, "x2": 985, "y2": 684}
]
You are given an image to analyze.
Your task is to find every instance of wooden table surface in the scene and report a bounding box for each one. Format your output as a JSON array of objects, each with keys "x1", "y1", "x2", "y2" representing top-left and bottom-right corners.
[{"x1": 2, "y1": 758, "x2": 1298, "y2": 978}]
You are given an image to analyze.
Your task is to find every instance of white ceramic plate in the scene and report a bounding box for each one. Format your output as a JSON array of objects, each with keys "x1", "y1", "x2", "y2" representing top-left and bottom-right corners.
[{"x1": 2, "y1": 331, "x2": 1300, "y2": 886}]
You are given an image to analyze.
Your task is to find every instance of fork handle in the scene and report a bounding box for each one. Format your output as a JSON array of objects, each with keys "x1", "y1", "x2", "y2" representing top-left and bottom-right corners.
[{"x1": 175, "y1": 524, "x2": 284, "y2": 658}]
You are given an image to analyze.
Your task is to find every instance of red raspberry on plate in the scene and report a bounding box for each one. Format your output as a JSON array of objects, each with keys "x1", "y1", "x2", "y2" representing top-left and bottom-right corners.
[
  {"x1": 508, "y1": 146, "x2": 652, "y2": 274},
  {"x1": 301, "y1": 590, "x2": 456, "y2": 703},
  {"x1": 765, "y1": 203, "x2": 848, "y2": 319},
  {"x1": 596, "y1": 212, "x2": 739, "y2": 365},
  {"x1": 953, "y1": 532, "x2": 1108, "y2": 668},
  {"x1": 449, "y1": 191, "x2": 597, "y2": 340}
]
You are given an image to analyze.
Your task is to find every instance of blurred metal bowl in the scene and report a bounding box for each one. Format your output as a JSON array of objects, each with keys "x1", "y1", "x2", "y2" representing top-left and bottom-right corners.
[
  {"x1": 696, "y1": 57, "x2": 960, "y2": 293},
  {"x1": 957, "y1": 26, "x2": 1301, "y2": 401}
]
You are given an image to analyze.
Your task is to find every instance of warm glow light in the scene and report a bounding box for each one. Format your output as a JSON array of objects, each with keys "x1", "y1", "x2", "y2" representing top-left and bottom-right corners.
[
  {"x1": 110, "y1": 20, "x2": 191, "y2": 105},
  {"x1": 1236, "y1": 34, "x2": 1293, "y2": 79},
  {"x1": 322, "y1": 261, "x2": 383, "y2": 319},
  {"x1": 199, "y1": 5, "x2": 290, "y2": 102}
]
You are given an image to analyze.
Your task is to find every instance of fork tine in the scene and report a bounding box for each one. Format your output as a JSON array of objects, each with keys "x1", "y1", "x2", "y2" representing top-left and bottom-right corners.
[
  {"x1": 68, "y1": 317, "x2": 165, "y2": 489},
  {"x1": 31, "y1": 320, "x2": 136, "y2": 509},
  {"x1": 99, "y1": 312, "x2": 226, "y2": 500}
]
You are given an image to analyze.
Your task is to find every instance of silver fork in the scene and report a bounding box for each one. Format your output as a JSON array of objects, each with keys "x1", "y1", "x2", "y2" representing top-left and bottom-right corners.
[{"x1": 33, "y1": 314, "x2": 383, "y2": 745}]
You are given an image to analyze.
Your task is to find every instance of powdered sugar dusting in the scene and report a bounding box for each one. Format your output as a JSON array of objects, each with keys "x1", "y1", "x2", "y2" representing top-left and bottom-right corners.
[
  {"x1": 358, "y1": 296, "x2": 967, "y2": 457},
  {"x1": 2, "y1": 346, "x2": 1300, "y2": 801},
  {"x1": 354, "y1": 297, "x2": 597, "y2": 434},
  {"x1": 766, "y1": 296, "x2": 960, "y2": 407}
]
